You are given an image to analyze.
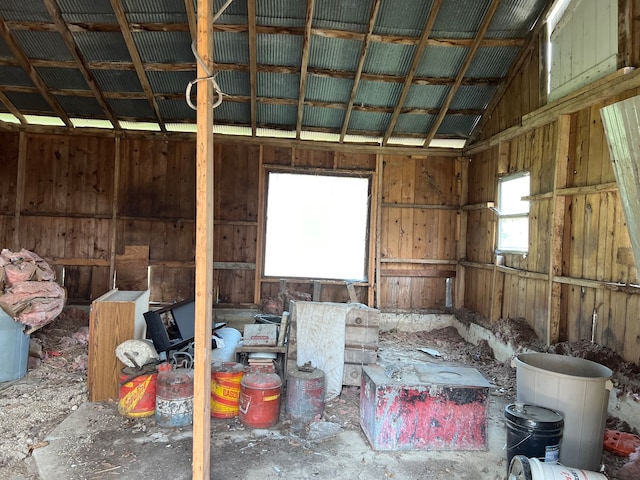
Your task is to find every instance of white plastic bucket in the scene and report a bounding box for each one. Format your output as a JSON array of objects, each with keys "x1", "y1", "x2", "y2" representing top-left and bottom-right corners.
[
  {"x1": 210, "y1": 327, "x2": 241, "y2": 362},
  {"x1": 513, "y1": 353, "x2": 612, "y2": 471},
  {"x1": 508, "y1": 455, "x2": 607, "y2": 480}
]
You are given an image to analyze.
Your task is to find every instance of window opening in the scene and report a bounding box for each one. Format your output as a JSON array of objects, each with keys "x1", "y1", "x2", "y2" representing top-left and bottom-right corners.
[
  {"x1": 264, "y1": 172, "x2": 370, "y2": 281},
  {"x1": 497, "y1": 173, "x2": 530, "y2": 253}
]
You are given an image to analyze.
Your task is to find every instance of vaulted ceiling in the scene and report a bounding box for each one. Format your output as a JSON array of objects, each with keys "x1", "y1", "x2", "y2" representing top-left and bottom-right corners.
[{"x1": 0, "y1": 0, "x2": 549, "y2": 148}]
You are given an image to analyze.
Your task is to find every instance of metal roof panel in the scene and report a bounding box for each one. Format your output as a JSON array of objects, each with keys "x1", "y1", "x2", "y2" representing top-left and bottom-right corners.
[
  {"x1": 0, "y1": 66, "x2": 33, "y2": 87},
  {"x1": 4, "y1": 91, "x2": 54, "y2": 113},
  {"x1": 0, "y1": 1, "x2": 49, "y2": 22},
  {"x1": 394, "y1": 113, "x2": 436, "y2": 134},
  {"x1": 354, "y1": 81, "x2": 402, "y2": 108},
  {"x1": 486, "y1": 0, "x2": 547, "y2": 39},
  {"x1": 147, "y1": 70, "x2": 197, "y2": 95},
  {"x1": 157, "y1": 99, "x2": 196, "y2": 121},
  {"x1": 374, "y1": 0, "x2": 435, "y2": 36},
  {"x1": 416, "y1": 45, "x2": 467, "y2": 78},
  {"x1": 257, "y1": 103, "x2": 296, "y2": 126},
  {"x1": 215, "y1": 101, "x2": 251, "y2": 124},
  {"x1": 309, "y1": 36, "x2": 361, "y2": 71},
  {"x1": 12, "y1": 31, "x2": 74, "y2": 62},
  {"x1": 134, "y1": 32, "x2": 193, "y2": 63},
  {"x1": 215, "y1": 70, "x2": 250, "y2": 97},
  {"x1": 450, "y1": 84, "x2": 498, "y2": 110},
  {"x1": 58, "y1": 0, "x2": 117, "y2": 23},
  {"x1": 432, "y1": 0, "x2": 491, "y2": 39},
  {"x1": 313, "y1": 0, "x2": 373, "y2": 33},
  {"x1": 36, "y1": 67, "x2": 89, "y2": 90},
  {"x1": 92, "y1": 70, "x2": 143, "y2": 93},
  {"x1": 256, "y1": 0, "x2": 305, "y2": 27},
  {"x1": 107, "y1": 98, "x2": 155, "y2": 119},
  {"x1": 348, "y1": 110, "x2": 390, "y2": 133},
  {"x1": 363, "y1": 42, "x2": 415, "y2": 76},
  {"x1": 466, "y1": 46, "x2": 520, "y2": 78},
  {"x1": 302, "y1": 106, "x2": 344, "y2": 129},
  {"x1": 437, "y1": 115, "x2": 481, "y2": 137},
  {"x1": 0, "y1": 37, "x2": 13, "y2": 59},
  {"x1": 122, "y1": 0, "x2": 187, "y2": 23},
  {"x1": 214, "y1": 0, "x2": 248, "y2": 24},
  {"x1": 72, "y1": 32, "x2": 131, "y2": 62},
  {"x1": 257, "y1": 33, "x2": 302, "y2": 67},
  {"x1": 258, "y1": 72, "x2": 299, "y2": 99},
  {"x1": 214, "y1": 32, "x2": 249, "y2": 65},
  {"x1": 306, "y1": 75, "x2": 352, "y2": 103},
  {"x1": 403, "y1": 84, "x2": 450, "y2": 109},
  {"x1": 54, "y1": 95, "x2": 105, "y2": 117}
]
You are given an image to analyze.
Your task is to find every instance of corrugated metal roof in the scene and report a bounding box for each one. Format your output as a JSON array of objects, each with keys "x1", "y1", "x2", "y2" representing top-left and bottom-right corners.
[
  {"x1": 348, "y1": 110, "x2": 390, "y2": 133},
  {"x1": 306, "y1": 75, "x2": 353, "y2": 103},
  {"x1": 257, "y1": 103, "x2": 296, "y2": 126},
  {"x1": 362, "y1": 43, "x2": 415, "y2": 76},
  {"x1": 147, "y1": 71, "x2": 197, "y2": 95},
  {"x1": 0, "y1": 1, "x2": 50, "y2": 22},
  {"x1": 215, "y1": 0, "x2": 248, "y2": 25},
  {"x1": 374, "y1": 0, "x2": 435, "y2": 36},
  {"x1": 58, "y1": 0, "x2": 117, "y2": 23},
  {"x1": 0, "y1": 37, "x2": 13, "y2": 59},
  {"x1": 437, "y1": 115, "x2": 481, "y2": 136},
  {"x1": 416, "y1": 46, "x2": 467, "y2": 78},
  {"x1": 394, "y1": 113, "x2": 436, "y2": 134},
  {"x1": 487, "y1": 0, "x2": 547, "y2": 38},
  {"x1": 256, "y1": 0, "x2": 304, "y2": 27},
  {"x1": 257, "y1": 33, "x2": 302, "y2": 67},
  {"x1": 313, "y1": 0, "x2": 373, "y2": 33},
  {"x1": 309, "y1": 36, "x2": 361, "y2": 71},
  {"x1": 450, "y1": 85, "x2": 498, "y2": 110},
  {"x1": 93, "y1": 70, "x2": 143, "y2": 93},
  {"x1": 354, "y1": 81, "x2": 402, "y2": 108},
  {"x1": 12, "y1": 31, "x2": 74, "y2": 62},
  {"x1": 432, "y1": 0, "x2": 491, "y2": 39},
  {"x1": 157, "y1": 99, "x2": 196, "y2": 121},
  {"x1": 72, "y1": 32, "x2": 131, "y2": 62},
  {"x1": 303, "y1": 106, "x2": 344, "y2": 129},
  {"x1": 214, "y1": 32, "x2": 250, "y2": 65},
  {"x1": 54, "y1": 95, "x2": 105, "y2": 117},
  {"x1": 466, "y1": 46, "x2": 520, "y2": 78},
  {"x1": 4, "y1": 92, "x2": 54, "y2": 113},
  {"x1": 258, "y1": 72, "x2": 299, "y2": 99},
  {"x1": 403, "y1": 84, "x2": 450, "y2": 109},
  {"x1": 122, "y1": 0, "x2": 187, "y2": 24},
  {"x1": 37, "y1": 67, "x2": 89, "y2": 90},
  {"x1": 215, "y1": 101, "x2": 250, "y2": 124},
  {"x1": 0, "y1": 66, "x2": 33, "y2": 87},
  {"x1": 215, "y1": 71, "x2": 251, "y2": 97},
  {"x1": 107, "y1": 99, "x2": 155, "y2": 119},
  {"x1": 134, "y1": 32, "x2": 193, "y2": 63}
]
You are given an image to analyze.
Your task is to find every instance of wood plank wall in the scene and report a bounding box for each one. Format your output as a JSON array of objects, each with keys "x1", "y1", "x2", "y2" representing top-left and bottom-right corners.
[
  {"x1": 0, "y1": 130, "x2": 459, "y2": 312},
  {"x1": 464, "y1": 29, "x2": 640, "y2": 364}
]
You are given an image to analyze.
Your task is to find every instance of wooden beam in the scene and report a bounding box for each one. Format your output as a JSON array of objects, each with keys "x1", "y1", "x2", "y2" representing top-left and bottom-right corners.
[
  {"x1": 546, "y1": 115, "x2": 571, "y2": 345},
  {"x1": 295, "y1": 0, "x2": 314, "y2": 140},
  {"x1": 455, "y1": 156, "x2": 469, "y2": 309},
  {"x1": 375, "y1": 154, "x2": 383, "y2": 308},
  {"x1": 339, "y1": 0, "x2": 382, "y2": 142},
  {"x1": 109, "y1": 136, "x2": 121, "y2": 289},
  {"x1": 12, "y1": 132, "x2": 26, "y2": 250},
  {"x1": 0, "y1": 90, "x2": 26, "y2": 124},
  {"x1": 383, "y1": 0, "x2": 442, "y2": 145},
  {"x1": 423, "y1": 0, "x2": 501, "y2": 147},
  {"x1": 380, "y1": 269, "x2": 456, "y2": 277},
  {"x1": 368, "y1": 154, "x2": 380, "y2": 306},
  {"x1": 184, "y1": 0, "x2": 197, "y2": 42},
  {"x1": 382, "y1": 202, "x2": 458, "y2": 210},
  {"x1": 43, "y1": 0, "x2": 120, "y2": 129},
  {"x1": 110, "y1": 0, "x2": 165, "y2": 131},
  {"x1": 192, "y1": 0, "x2": 214, "y2": 476},
  {"x1": 0, "y1": 16, "x2": 71, "y2": 127},
  {"x1": 381, "y1": 258, "x2": 457, "y2": 265},
  {"x1": 247, "y1": 0, "x2": 257, "y2": 136}
]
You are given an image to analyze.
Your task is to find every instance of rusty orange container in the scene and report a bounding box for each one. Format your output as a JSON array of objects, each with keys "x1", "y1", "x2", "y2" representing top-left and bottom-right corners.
[
  {"x1": 239, "y1": 372, "x2": 282, "y2": 428},
  {"x1": 118, "y1": 366, "x2": 157, "y2": 418},
  {"x1": 211, "y1": 362, "x2": 245, "y2": 418}
]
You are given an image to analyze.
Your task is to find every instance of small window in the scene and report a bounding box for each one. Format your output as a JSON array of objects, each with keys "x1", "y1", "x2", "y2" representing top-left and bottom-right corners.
[
  {"x1": 264, "y1": 172, "x2": 370, "y2": 280},
  {"x1": 497, "y1": 173, "x2": 530, "y2": 253}
]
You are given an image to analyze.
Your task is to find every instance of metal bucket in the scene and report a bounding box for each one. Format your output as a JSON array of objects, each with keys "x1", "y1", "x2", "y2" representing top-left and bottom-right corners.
[
  {"x1": 155, "y1": 362, "x2": 194, "y2": 427},
  {"x1": 239, "y1": 372, "x2": 281, "y2": 428},
  {"x1": 505, "y1": 403, "x2": 563, "y2": 469},
  {"x1": 118, "y1": 365, "x2": 158, "y2": 418},
  {"x1": 286, "y1": 364, "x2": 325, "y2": 422},
  {"x1": 211, "y1": 362, "x2": 244, "y2": 418}
]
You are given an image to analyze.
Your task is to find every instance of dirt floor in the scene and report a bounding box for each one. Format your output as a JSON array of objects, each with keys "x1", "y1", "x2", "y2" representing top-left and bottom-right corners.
[{"x1": 1, "y1": 306, "x2": 640, "y2": 479}]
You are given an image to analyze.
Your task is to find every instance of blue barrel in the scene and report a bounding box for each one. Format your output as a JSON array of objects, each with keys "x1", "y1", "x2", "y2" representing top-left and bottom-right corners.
[{"x1": 505, "y1": 403, "x2": 564, "y2": 469}]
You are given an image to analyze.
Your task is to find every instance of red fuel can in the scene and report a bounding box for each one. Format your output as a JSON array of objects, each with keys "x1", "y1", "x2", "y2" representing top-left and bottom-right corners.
[{"x1": 239, "y1": 372, "x2": 282, "y2": 428}]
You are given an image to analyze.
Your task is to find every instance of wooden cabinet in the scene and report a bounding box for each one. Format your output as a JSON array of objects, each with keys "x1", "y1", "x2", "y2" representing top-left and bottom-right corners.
[{"x1": 88, "y1": 289, "x2": 149, "y2": 401}]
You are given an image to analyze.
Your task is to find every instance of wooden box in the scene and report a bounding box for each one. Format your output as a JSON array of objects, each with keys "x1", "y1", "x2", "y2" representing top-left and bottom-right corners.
[
  {"x1": 360, "y1": 364, "x2": 491, "y2": 451},
  {"x1": 88, "y1": 289, "x2": 149, "y2": 401}
]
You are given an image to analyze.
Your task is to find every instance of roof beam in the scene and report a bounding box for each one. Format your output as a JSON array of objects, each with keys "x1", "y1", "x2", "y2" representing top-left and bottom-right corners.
[
  {"x1": 110, "y1": 0, "x2": 166, "y2": 131},
  {"x1": 0, "y1": 16, "x2": 72, "y2": 127},
  {"x1": 248, "y1": 0, "x2": 257, "y2": 136},
  {"x1": 382, "y1": 0, "x2": 442, "y2": 145},
  {"x1": 43, "y1": 0, "x2": 120, "y2": 129},
  {"x1": 339, "y1": 0, "x2": 381, "y2": 142},
  {"x1": 422, "y1": 0, "x2": 501, "y2": 147},
  {"x1": 0, "y1": 90, "x2": 26, "y2": 124},
  {"x1": 295, "y1": 0, "x2": 314, "y2": 139},
  {"x1": 184, "y1": 0, "x2": 197, "y2": 42}
]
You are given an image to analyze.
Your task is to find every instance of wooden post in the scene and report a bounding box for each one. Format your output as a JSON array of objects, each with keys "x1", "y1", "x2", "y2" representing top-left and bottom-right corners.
[
  {"x1": 13, "y1": 131, "x2": 26, "y2": 250},
  {"x1": 454, "y1": 157, "x2": 468, "y2": 309},
  {"x1": 546, "y1": 115, "x2": 571, "y2": 345},
  {"x1": 109, "y1": 136, "x2": 121, "y2": 290},
  {"x1": 374, "y1": 154, "x2": 383, "y2": 307},
  {"x1": 192, "y1": 0, "x2": 214, "y2": 478}
]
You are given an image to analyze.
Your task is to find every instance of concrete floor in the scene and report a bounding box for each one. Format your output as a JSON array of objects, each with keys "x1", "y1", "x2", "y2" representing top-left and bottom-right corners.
[{"x1": 32, "y1": 392, "x2": 511, "y2": 480}]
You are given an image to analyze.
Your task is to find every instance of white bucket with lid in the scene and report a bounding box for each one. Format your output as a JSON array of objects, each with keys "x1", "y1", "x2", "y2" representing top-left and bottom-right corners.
[{"x1": 508, "y1": 455, "x2": 607, "y2": 480}]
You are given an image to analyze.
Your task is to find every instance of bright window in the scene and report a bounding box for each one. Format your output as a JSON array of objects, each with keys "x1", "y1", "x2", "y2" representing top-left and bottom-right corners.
[
  {"x1": 497, "y1": 173, "x2": 530, "y2": 253},
  {"x1": 264, "y1": 172, "x2": 370, "y2": 280}
]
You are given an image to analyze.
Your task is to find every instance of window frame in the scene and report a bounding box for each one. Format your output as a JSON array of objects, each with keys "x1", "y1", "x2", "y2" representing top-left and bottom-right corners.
[
  {"x1": 262, "y1": 169, "x2": 373, "y2": 282},
  {"x1": 496, "y1": 172, "x2": 530, "y2": 254}
]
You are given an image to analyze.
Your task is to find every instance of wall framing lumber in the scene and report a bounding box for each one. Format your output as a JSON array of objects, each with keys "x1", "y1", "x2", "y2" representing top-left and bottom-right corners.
[{"x1": 13, "y1": 131, "x2": 26, "y2": 250}]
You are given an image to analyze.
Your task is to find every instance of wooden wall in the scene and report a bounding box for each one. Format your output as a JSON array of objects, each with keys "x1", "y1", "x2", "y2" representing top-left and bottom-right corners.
[
  {"x1": 0, "y1": 130, "x2": 459, "y2": 312},
  {"x1": 464, "y1": 26, "x2": 640, "y2": 364}
]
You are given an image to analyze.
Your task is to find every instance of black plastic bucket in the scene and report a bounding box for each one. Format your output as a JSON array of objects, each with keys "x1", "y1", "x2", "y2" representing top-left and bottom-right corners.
[{"x1": 505, "y1": 403, "x2": 564, "y2": 470}]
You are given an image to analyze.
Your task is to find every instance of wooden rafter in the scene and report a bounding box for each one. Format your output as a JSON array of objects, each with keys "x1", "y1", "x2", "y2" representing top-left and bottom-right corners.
[
  {"x1": 0, "y1": 90, "x2": 26, "y2": 124},
  {"x1": 184, "y1": 0, "x2": 197, "y2": 42},
  {"x1": 43, "y1": 0, "x2": 120, "y2": 129},
  {"x1": 339, "y1": 0, "x2": 382, "y2": 142},
  {"x1": 248, "y1": 0, "x2": 257, "y2": 136},
  {"x1": 295, "y1": 0, "x2": 315, "y2": 139},
  {"x1": 422, "y1": 0, "x2": 501, "y2": 147},
  {"x1": 383, "y1": 0, "x2": 442, "y2": 145},
  {"x1": 109, "y1": 0, "x2": 165, "y2": 131},
  {"x1": 0, "y1": 16, "x2": 72, "y2": 127}
]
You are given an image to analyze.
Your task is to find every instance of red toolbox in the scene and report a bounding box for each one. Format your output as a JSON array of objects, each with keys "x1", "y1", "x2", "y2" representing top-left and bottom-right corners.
[{"x1": 359, "y1": 364, "x2": 492, "y2": 451}]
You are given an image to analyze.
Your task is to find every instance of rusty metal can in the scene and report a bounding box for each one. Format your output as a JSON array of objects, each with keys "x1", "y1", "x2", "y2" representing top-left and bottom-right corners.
[
  {"x1": 239, "y1": 372, "x2": 281, "y2": 428},
  {"x1": 155, "y1": 362, "x2": 193, "y2": 427},
  {"x1": 286, "y1": 364, "x2": 325, "y2": 422}
]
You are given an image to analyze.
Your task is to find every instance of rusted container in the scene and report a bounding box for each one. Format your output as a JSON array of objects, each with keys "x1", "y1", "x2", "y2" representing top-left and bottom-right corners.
[
  {"x1": 286, "y1": 364, "x2": 325, "y2": 422},
  {"x1": 155, "y1": 362, "x2": 193, "y2": 427},
  {"x1": 239, "y1": 372, "x2": 281, "y2": 428},
  {"x1": 118, "y1": 365, "x2": 157, "y2": 418}
]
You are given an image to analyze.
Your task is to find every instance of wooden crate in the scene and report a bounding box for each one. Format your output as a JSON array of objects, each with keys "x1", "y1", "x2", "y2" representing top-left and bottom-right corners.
[{"x1": 88, "y1": 289, "x2": 149, "y2": 401}]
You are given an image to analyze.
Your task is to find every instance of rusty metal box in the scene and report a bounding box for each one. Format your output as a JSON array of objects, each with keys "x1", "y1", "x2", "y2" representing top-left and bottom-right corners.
[{"x1": 359, "y1": 364, "x2": 492, "y2": 451}]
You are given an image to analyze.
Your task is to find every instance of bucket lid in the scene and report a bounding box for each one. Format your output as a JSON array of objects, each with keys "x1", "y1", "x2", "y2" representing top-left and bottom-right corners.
[{"x1": 505, "y1": 403, "x2": 564, "y2": 429}]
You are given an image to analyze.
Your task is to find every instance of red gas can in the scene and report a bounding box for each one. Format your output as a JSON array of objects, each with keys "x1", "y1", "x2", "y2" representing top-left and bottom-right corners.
[{"x1": 239, "y1": 372, "x2": 282, "y2": 428}]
